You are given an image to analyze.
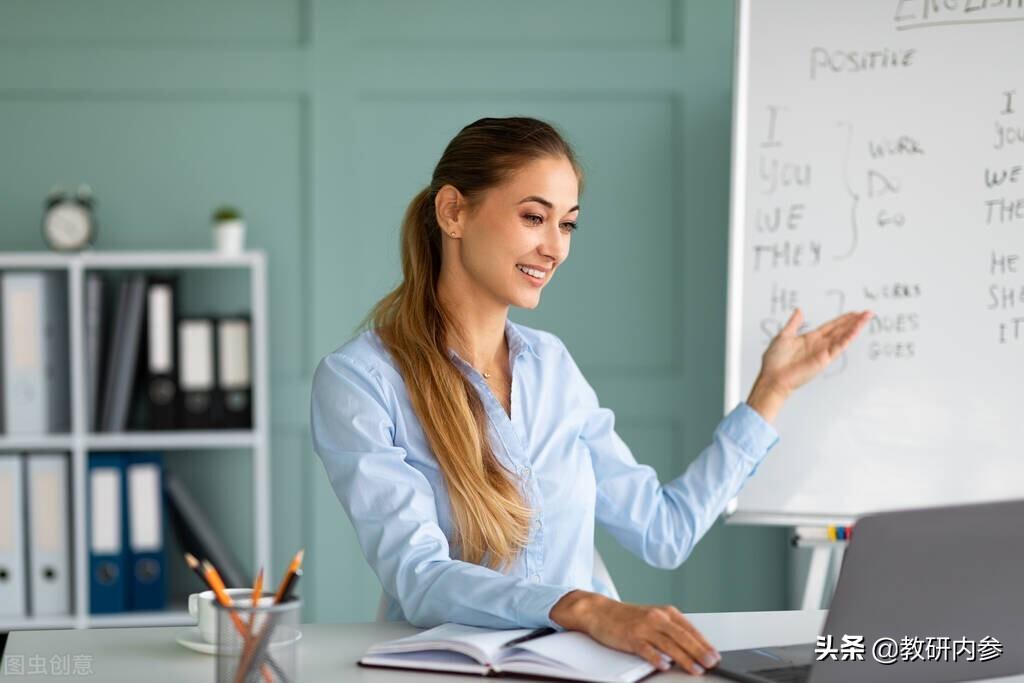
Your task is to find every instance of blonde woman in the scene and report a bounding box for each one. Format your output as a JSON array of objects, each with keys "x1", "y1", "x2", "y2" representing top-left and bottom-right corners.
[{"x1": 310, "y1": 117, "x2": 871, "y2": 676}]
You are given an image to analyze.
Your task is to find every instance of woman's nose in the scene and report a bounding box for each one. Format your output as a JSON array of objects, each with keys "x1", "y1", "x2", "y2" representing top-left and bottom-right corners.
[{"x1": 540, "y1": 224, "x2": 569, "y2": 263}]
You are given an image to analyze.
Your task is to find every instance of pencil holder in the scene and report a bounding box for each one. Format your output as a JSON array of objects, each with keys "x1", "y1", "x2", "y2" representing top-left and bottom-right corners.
[{"x1": 214, "y1": 597, "x2": 301, "y2": 683}]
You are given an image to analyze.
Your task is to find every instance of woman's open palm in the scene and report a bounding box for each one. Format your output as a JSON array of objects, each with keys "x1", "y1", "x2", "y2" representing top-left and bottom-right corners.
[{"x1": 760, "y1": 308, "x2": 872, "y2": 394}]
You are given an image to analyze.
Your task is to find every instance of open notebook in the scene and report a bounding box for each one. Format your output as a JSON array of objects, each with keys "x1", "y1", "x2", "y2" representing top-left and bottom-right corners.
[{"x1": 359, "y1": 623, "x2": 657, "y2": 683}]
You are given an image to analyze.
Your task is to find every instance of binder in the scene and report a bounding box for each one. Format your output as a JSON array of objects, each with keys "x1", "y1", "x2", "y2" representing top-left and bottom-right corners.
[
  {"x1": 124, "y1": 452, "x2": 166, "y2": 611},
  {"x1": 1, "y1": 272, "x2": 70, "y2": 434},
  {"x1": 165, "y1": 471, "x2": 250, "y2": 588},
  {"x1": 100, "y1": 274, "x2": 146, "y2": 432},
  {"x1": 144, "y1": 277, "x2": 178, "y2": 430},
  {"x1": 178, "y1": 318, "x2": 215, "y2": 430},
  {"x1": 84, "y1": 273, "x2": 106, "y2": 431},
  {"x1": 98, "y1": 280, "x2": 129, "y2": 431},
  {"x1": 26, "y1": 453, "x2": 71, "y2": 616},
  {"x1": 88, "y1": 453, "x2": 126, "y2": 614},
  {"x1": 216, "y1": 317, "x2": 252, "y2": 429},
  {"x1": 0, "y1": 453, "x2": 27, "y2": 617}
]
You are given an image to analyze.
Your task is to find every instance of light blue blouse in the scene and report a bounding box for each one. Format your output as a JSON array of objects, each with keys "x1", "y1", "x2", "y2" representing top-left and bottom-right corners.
[{"x1": 309, "y1": 319, "x2": 779, "y2": 629}]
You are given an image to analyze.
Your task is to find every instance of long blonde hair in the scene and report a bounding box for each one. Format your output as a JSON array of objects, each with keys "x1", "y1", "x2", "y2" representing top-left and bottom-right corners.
[{"x1": 363, "y1": 117, "x2": 582, "y2": 569}]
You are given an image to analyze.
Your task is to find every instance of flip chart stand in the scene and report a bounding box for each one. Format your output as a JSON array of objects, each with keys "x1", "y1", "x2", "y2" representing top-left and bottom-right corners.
[{"x1": 793, "y1": 526, "x2": 849, "y2": 610}]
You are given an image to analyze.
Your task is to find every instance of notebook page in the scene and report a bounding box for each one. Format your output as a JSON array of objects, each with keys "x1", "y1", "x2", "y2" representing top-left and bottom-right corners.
[
  {"x1": 364, "y1": 623, "x2": 533, "y2": 665},
  {"x1": 497, "y1": 631, "x2": 655, "y2": 683},
  {"x1": 360, "y1": 650, "x2": 490, "y2": 675}
]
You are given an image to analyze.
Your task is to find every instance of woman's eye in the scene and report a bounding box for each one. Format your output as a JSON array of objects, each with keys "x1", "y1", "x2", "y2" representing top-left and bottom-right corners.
[
  {"x1": 560, "y1": 222, "x2": 577, "y2": 232},
  {"x1": 524, "y1": 214, "x2": 543, "y2": 226}
]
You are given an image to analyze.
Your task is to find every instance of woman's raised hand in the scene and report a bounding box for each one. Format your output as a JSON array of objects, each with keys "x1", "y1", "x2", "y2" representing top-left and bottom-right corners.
[
  {"x1": 746, "y1": 308, "x2": 872, "y2": 423},
  {"x1": 550, "y1": 591, "x2": 721, "y2": 676}
]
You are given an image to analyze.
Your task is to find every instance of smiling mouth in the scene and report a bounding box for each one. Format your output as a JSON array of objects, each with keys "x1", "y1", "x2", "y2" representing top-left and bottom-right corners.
[{"x1": 516, "y1": 264, "x2": 547, "y2": 281}]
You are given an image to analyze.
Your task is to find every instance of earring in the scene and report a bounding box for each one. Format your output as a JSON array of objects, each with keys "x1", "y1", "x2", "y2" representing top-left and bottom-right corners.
[{"x1": 449, "y1": 231, "x2": 456, "y2": 237}]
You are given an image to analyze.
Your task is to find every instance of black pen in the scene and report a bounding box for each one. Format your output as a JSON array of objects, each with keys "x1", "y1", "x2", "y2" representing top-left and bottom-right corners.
[{"x1": 502, "y1": 627, "x2": 556, "y2": 648}]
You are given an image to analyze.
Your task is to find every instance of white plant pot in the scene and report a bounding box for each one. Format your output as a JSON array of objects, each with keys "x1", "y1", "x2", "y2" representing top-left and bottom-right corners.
[{"x1": 214, "y1": 219, "x2": 246, "y2": 254}]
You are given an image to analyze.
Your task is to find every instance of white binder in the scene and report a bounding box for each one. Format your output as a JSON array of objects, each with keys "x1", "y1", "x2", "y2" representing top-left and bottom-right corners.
[
  {"x1": 0, "y1": 453, "x2": 27, "y2": 617},
  {"x1": 27, "y1": 453, "x2": 71, "y2": 615},
  {"x1": 216, "y1": 319, "x2": 250, "y2": 390},
  {"x1": 1, "y1": 272, "x2": 70, "y2": 434},
  {"x1": 178, "y1": 318, "x2": 215, "y2": 428},
  {"x1": 179, "y1": 319, "x2": 214, "y2": 391}
]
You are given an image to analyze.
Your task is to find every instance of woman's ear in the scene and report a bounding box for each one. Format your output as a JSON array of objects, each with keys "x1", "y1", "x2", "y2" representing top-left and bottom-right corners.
[{"x1": 435, "y1": 184, "x2": 464, "y2": 236}]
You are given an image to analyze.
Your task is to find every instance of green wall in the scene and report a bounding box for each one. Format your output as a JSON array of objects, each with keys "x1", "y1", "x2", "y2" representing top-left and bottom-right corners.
[{"x1": 0, "y1": 0, "x2": 789, "y2": 622}]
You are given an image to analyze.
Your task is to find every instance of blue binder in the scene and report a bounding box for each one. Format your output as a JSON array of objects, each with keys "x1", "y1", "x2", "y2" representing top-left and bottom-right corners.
[
  {"x1": 88, "y1": 453, "x2": 126, "y2": 614},
  {"x1": 125, "y1": 452, "x2": 166, "y2": 611}
]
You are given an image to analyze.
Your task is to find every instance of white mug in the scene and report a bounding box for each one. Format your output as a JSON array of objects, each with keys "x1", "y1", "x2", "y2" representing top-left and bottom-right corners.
[{"x1": 187, "y1": 588, "x2": 274, "y2": 644}]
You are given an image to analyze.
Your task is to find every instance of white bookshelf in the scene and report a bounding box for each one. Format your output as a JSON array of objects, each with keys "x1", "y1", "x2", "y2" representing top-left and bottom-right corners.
[{"x1": 0, "y1": 249, "x2": 271, "y2": 631}]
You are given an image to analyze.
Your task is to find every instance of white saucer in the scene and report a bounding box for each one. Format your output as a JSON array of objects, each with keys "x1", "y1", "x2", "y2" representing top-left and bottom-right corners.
[{"x1": 175, "y1": 627, "x2": 302, "y2": 656}]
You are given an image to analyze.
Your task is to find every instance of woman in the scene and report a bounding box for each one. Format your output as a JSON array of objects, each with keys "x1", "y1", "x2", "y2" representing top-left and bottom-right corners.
[{"x1": 310, "y1": 117, "x2": 871, "y2": 676}]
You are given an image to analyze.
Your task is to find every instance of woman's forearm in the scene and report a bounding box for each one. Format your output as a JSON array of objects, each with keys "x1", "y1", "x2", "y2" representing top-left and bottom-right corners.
[
  {"x1": 550, "y1": 589, "x2": 605, "y2": 631},
  {"x1": 745, "y1": 373, "x2": 789, "y2": 424}
]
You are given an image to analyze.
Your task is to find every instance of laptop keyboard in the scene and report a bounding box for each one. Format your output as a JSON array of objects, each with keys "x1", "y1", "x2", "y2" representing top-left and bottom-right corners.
[{"x1": 748, "y1": 664, "x2": 812, "y2": 683}]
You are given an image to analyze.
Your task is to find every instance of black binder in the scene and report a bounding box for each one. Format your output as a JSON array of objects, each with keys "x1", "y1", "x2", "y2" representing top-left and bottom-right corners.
[
  {"x1": 143, "y1": 277, "x2": 178, "y2": 430},
  {"x1": 176, "y1": 318, "x2": 214, "y2": 430},
  {"x1": 100, "y1": 274, "x2": 146, "y2": 433},
  {"x1": 164, "y1": 472, "x2": 250, "y2": 588},
  {"x1": 215, "y1": 316, "x2": 252, "y2": 430}
]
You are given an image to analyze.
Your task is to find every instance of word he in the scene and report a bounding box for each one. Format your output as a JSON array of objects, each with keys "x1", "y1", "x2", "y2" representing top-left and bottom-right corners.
[
  {"x1": 991, "y1": 250, "x2": 1021, "y2": 274},
  {"x1": 3, "y1": 654, "x2": 94, "y2": 677},
  {"x1": 816, "y1": 633, "x2": 1003, "y2": 664},
  {"x1": 768, "y1": 284, "x2": 799, "y2": 314},
  {"x1": 985, "y1": 197, "x2": 1024, "y2": 225},
  {"x1": 863, "y1": 282, "x2": 921, "y2": 300},
  {"x1": 809, "y1": 47, "x2": 915, "y2": 80},
  {"x1": 752, "y1": 241, "x2": 821, "y2": 270}
]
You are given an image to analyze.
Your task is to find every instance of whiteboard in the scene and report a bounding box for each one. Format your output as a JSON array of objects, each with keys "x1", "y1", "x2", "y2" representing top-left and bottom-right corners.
[{"x1": 724, "y1": 0, "x2": 1024, "y2": 526}]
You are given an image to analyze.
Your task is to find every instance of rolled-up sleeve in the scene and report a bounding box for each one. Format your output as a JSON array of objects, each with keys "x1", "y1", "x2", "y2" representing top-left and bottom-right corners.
[
  {"x1": 567, "y1": 350, "x2": 779, "y2": 570},
  {"x1": 310, "y1": 352, "x2": 572, "y2": 628}
]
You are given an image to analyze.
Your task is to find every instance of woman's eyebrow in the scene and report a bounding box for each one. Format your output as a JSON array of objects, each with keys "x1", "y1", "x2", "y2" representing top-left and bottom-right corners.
[{"x1": 517, "y1": 195, "x2": 580, "y2": 212}]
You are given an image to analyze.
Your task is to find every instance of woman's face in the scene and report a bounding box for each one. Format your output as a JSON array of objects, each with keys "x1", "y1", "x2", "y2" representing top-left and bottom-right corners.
[{"x1": 439, "y1": 155, "x2": 580, "y2": 311}]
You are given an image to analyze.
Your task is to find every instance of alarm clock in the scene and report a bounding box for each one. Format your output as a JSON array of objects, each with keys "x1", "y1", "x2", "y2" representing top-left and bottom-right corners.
[{"x1": 42, "y1": 184, "x2": 97, "y2": 252}]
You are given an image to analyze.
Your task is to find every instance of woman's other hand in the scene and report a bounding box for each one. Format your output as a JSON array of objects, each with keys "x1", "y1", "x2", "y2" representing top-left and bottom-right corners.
[
  {"x1": 747, "y1": 307, "x2": 872, "y2": 423},
  {"x1": 550, "y1": 591, "x2": 720, "y2": 676}
]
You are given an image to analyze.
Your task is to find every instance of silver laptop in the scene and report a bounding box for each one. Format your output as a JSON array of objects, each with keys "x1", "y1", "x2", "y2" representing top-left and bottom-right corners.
[{"x1": 711, "y1": 498, "x2": 1024, "y2": 683}]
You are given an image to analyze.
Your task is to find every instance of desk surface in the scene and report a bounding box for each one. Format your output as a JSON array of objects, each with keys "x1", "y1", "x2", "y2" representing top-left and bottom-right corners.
[{"x1": 3, "y1": 610, "x2": 1023, "y2": 682}]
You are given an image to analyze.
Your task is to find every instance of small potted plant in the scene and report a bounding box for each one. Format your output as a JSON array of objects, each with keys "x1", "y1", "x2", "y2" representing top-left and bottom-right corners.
[{"x1": 212, "y1": 205, "x2": 245, "y2": 254}]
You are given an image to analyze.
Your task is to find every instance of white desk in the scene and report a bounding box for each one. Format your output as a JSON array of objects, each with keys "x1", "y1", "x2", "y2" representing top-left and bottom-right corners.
[{"x1": 4, "y1": 610, "x2": 1023, "y2": 682}]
